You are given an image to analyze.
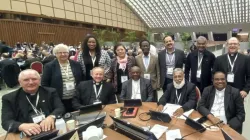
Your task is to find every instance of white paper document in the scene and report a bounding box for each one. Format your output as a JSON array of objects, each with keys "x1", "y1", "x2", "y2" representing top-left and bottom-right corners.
[
  {"x1": 150, "y1": 124, "x2": 168, "y2": 139},
  {"x1": 162, "y1": 103, "x2": 182, "y2": 116},
  {"x1": 178, "y1": 109, "x2": 194, "y2": 120},
  {"x1": 166, "y1": 129, "x2": 182, "y2": 140}
]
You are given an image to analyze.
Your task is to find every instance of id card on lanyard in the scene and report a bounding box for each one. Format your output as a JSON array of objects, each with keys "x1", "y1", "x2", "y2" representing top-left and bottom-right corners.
[
  {"x1": 93, "y1": 84, "x2": 103, "y2": 104},
  {"x1": 227, "y1": 54, "x2": 238, "y2": 83},
  {"x1": 196, "y1": 55, "x2": 203, "y2": 78},
  {"x1": 175, "y1": 90, "x2": 181, "y2": 104},
  {"x1": 26, "y1": 93, "x2": 45, "y2": 123},
  {"x1": 143, "y1": 55, "x2": 150, "y2": 72},
  {"x1": 166, "y1": 54, "x2": 175, "y2": 75}
]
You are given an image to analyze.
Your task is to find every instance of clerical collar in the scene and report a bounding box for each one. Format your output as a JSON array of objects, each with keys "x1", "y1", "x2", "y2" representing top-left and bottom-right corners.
[
  {"x1": 229, "y1": 52, "x2": 238, "y2": 57},
  {"x1": 93, "y1": 80, "x2": 102, "y2": 85}
]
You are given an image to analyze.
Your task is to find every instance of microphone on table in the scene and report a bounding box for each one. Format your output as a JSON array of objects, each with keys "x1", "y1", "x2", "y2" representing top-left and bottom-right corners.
[
  {"x1": 4, "y1": 122, "x2": 13, "y2": 140},
  {"x1": 93, "y1": 105, "x2": 107, "y2": 121},
  {"x1": 175, "y1": 120, "x2": 224, "y2": 140}
]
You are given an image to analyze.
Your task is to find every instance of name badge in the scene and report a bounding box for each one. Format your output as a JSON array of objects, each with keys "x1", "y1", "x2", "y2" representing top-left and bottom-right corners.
[
  {"x1": 93, "y1": 100, "x2": 102, "y2": 104},
  {"x1": 121, "y1": 76, "x2": 128, "y2": 83},
  {"x1": 227, "y1": 73, "x2": 234, "y2": 83},
  {"x1": 65, "y1": 82, "x2": 75, "y2": 90},
  {"x1": 32, "y1": 114, "x2": 45, "y2": 124},
  {"x1": 167, "y1": 67, "x2": 174, "y2": 75},
  {"x1": 196, "y1": 70, "x2": 201, "y2": 78},
  {"x1": 144, "y1": 74, "x2": 150, "y2": 79}
]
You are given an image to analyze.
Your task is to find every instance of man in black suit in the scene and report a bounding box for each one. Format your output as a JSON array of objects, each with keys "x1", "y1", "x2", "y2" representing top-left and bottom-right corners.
[
  {"x1": 41, "y1": 50, "x2": 55, "y2": 65},
  {"x1": 72, "y1": 67, "x2": 116, "y2": 110},
  {"x1": 185, "y1": 36, "x2": 216, "y2": 93},
  {"x1": 197, "y1": 71, "x2": 245, "y2": 134},
  {"x1": 158, "y1": 36, "x2": 186, "y2": 92},
  {"x1": 0, "y1": 53, "x2": 18, "y2": 71},
  {"x1": 1, "y1": 69, "x2": 65, "y2": 136},
  {"x1": 213, "y1": 37, "x2": 250, "y2": 98},
  {"x1": 120, "y1": 66, "x2": 154, "y2": 102},
  {"x1": 157, "y1": 68, "x2": 197, "y2": 117}
]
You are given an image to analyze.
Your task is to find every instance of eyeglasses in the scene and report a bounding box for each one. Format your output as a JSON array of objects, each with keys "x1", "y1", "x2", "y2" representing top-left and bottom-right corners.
[{"x1": 57, "y1": 52, "x2": 69, "y2": 54}]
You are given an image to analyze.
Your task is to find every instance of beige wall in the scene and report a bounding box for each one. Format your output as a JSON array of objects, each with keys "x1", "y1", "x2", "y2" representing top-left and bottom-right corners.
[{"x1": 0, "y1": 0, "x2": 148, "y2": 32}]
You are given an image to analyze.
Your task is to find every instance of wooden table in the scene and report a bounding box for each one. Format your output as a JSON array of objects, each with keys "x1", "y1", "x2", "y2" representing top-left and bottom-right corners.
[
  {"x1": 103, "y1": 102, "x2": 247, "y2": 140},
  {"x1": 0, "y1": 102, "x2": 247, "y2": 140}
]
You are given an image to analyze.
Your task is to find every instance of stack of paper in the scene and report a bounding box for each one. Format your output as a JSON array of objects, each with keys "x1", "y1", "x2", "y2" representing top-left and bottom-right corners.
[
  {"x1": 162, "y1": 103, "x2": 194, "y2": 119},
  {"x1": 150, "y1": 124, "x2": 168, "y2": 139}
]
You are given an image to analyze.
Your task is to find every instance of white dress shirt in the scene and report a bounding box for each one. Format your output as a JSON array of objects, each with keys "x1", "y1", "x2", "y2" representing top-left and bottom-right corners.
[
  {"x1": 131, "y1": 79, "x2": 141, "y2": 99},
  {"x1": 210, "y1": 88, "x2": 227, "y2": 124}
]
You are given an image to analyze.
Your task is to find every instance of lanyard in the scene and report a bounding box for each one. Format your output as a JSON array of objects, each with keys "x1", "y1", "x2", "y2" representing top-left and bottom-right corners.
[
  {"x1": 166, "y1": 53, "x2": 175, "y2": 64},
  {"x1": 90, "y1": 52, "x2": 96, "y2": 67},
  {"x1": 93, "y1": 84, "x2": 103, "y2": 99},
  {"x1": 59, "y1": 61, "x2": 69, "y2": 79},
  {"x1": 26, "y1": 93, "x2": 41, "y2": 115},
  {"x1": 227, "y1": 54, "x2": 238, "y2": 72},
  {"x1": 143, "y1": 55, "x2": 150, "y2": 72},
  {"x1": 197, "y1": 55, "x2": 203, "y2": 69},
  {"x1": 175, "y1": 90, "x2": 181, "y2": 104}
]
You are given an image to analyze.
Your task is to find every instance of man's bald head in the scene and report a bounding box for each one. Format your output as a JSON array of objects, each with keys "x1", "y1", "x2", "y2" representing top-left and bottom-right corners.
[
  {"x1": 227, "y1": 37, "x2": 240, "y2": 54},
  {"x1": 18, "y1": 69, "x2": 40, "y2": 81}
]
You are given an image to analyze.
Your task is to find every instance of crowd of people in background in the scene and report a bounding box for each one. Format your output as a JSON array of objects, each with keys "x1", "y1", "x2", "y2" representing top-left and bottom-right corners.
[{"x1": 0, "y1": 35, "x2": 248, "y2": 135}]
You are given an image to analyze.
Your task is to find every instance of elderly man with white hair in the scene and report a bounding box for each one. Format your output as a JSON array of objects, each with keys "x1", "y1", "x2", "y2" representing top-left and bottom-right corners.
[
  {"x1": 213, "y1": 37, "x2": 250, "y2": 98},
  {"x1": 157, "y1": 68, "x2": 197, "y2": 117},
  {"x1": 1, "y1": 69, "x2": 65, "y2": 136},
  {"x1": 42, "y1": 44, "x2": 84, "y2": 112}
]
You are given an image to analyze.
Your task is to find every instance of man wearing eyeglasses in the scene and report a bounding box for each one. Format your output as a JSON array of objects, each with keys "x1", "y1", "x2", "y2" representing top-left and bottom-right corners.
[
  {"x1": 213, "y1": 37, "x2": 250, "y2": 98},
  {"x1": 198, "y1": 71, "x2": 245, "y2": 134}
]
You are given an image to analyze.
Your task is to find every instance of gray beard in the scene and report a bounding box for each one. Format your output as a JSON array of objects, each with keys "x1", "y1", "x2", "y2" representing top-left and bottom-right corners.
[{"x1": 173, "y1": 79, "x2": 185, "y2": 89}]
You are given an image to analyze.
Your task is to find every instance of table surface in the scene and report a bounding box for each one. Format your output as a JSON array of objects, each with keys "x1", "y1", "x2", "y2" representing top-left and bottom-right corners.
[{"x1": 0, "y1": 102, "x2": 247, "y2": 140}]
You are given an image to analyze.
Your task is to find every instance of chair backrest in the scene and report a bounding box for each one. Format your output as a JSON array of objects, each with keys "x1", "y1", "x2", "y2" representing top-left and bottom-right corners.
[
  {"x1": 30, "y1": 61, "x2": 43, "y2": 74},
  {"x1": 195, "y1": 86, "x2": 201, "y2": 102}
]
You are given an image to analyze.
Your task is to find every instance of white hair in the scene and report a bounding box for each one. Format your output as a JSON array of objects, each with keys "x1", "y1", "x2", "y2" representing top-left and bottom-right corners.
[
  {"x1": 53, "y1": 43, "x2": 69, "y2": 55},
  {"x1": 18, "y1": 69, "x2": 40, "y2": 81},
  {"x1": 173, "y1": 68, "x2": 184, "y2": 75}
]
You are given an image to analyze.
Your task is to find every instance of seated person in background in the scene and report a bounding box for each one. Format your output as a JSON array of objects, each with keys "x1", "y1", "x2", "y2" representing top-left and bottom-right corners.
[
  {"x1": 41, "y1": 50, "x2": 55, "y2": 65},
  {"x1": 120, "y1": 66, "x2": 154, "y2": 102},
  {"x1": 157, "y1": 68, "x2": 197, "y2": 117},
  {"x1": 20, "y1": 53, "x2": 41, "y2": 70},
  {"x1": 0, "y1": 53, "x2": 18, "y2": 71},
  {"x1": 72, "y1": 67, "x2": 116, "y2": 110},
  {"x1": 197, "y1": 71, "x2": 245, "y2": 134},
  {"x1": 1, "y1": 69, "x2": 65, "y2": 136}
]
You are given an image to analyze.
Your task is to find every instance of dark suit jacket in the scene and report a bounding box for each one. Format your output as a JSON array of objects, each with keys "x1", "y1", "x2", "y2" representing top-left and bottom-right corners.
[
  {"x1": 197, "y1": 85, "x2": 245, "y2": 134},
  {"x1": 1, "y1": 86, "x2": 65, "y2": 133},
  {"x1": 120, "y1": 78, "x2": 154, "y2": 102},
  {"x1": 185, "y1": 49, "x2": 215, "y2": 91},
  {"x1": 20, "y1": 57, "x2": 41, "y2": 70},
  {"x1": 158, "y1": 82, "x2": 197, "y2": 111},
  {"x1": 213, "y1": 53, "x2": 250, "y2": 93},
  {"x1": 72, "y1": 80, "x2": 116, "y2": 110},
  {"x1": 42, "y1": 55, "x2": 55, "y2": 65},
  {"x1": 41, "y1": 59, "x2": 84, "y2": 99},
  {"x1": 0, "y1": 58, "x2": 17, "y2": 71},
  {"x1": 158, "y1": 49, "x2": 186, "y2": 87}
]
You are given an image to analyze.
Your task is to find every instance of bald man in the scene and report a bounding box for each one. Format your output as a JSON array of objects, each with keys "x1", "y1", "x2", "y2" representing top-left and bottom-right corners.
[
  {"x1": 72, "y1": 67, "x2": 116, "y2": 110},
  {"x1": 185, "y1": 36, "x2": 216, "y2": 93},
  {"x1": 213, "y1": 37, "x2": 250, "y2": 98},
  {"x1": 120, "y1": 66, "x2": 154, "y2": 102},
  {"x1": 1, "y1": 69, "x2": 65, "y2": 136}
]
